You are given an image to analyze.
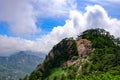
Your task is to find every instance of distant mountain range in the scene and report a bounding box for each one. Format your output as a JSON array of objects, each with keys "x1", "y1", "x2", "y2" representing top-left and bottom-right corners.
[
  {"x1": 0, "y1": 51, "x2": 46, "y2": 58},
  {"x1": 0, "y1": 51, "x2": 46, "y2": 80}
]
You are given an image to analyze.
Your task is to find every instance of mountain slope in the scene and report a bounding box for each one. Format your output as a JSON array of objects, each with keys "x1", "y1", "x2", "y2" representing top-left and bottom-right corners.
[
  {"x1": 23, "y1": 28, "x2": 120, "y2": 80},
  {"x1": 0, "y1": 51, "x2": 45, "y2": 80}
]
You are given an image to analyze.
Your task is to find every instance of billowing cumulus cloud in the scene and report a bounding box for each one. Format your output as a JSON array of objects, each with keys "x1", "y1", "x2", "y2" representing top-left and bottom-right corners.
[
  {"x1": 0, "y1": 5, "x2": 120, "y2": 54},
  {"x1": 85, "y1": 5, "x2": 120, "y2": 37},
  {"x1": 0, "y1": 0, "x2": 76, "y2": 36},
  {"x1": 0, "y1": 0, "x2": 39, "y2": 35}
]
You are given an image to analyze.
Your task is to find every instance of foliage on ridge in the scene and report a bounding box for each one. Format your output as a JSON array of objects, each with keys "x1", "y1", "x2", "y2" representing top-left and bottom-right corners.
[{"x1": 21, "y1": 28, "x2": 120, "y2": 80}]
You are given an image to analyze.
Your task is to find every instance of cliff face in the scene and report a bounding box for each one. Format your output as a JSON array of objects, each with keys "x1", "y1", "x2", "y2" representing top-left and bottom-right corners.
[{"x1": 76, "y1": 39, "x2": 92, "y2": 57}]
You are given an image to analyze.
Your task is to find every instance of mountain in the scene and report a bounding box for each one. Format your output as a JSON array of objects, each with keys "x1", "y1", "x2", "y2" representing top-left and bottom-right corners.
[
  {"x1": 0, "y1": 51, "x2": 46, "y2": 58},
  {"x1": 0, "y1": 51, "x2": 45, "y2": 80},
  {"x1": 22, "y1": 28, "x2": 120, "y2": 80}
]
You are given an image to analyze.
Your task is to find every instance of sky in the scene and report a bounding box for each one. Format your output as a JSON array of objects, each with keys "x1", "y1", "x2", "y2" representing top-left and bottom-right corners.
[{"x1": 0, "y1": 0, "x2": 120, "y2": 55}]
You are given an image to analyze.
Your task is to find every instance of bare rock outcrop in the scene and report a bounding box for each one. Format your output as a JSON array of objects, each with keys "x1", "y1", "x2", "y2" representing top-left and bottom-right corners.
[{"x1": 76, "y1": 39, "x2": 92, "y2": 57}]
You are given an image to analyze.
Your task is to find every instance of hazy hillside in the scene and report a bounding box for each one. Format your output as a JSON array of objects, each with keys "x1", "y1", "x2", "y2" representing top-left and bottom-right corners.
[
  {"x1": 22, "y1": 28, "x2": 120, "y2": 80},
  {"x1": 0, "y1": 51, "x2": 45, "y2": 80}
]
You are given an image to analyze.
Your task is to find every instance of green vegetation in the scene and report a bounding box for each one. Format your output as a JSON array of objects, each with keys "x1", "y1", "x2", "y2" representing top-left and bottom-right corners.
[
  {"x1": 42, "y1": 39, "x2": 78, "y2": 79},
  {"x1": 79, "y1": 28, "x2": 120, "y2": 79},
  {"x1": 79, "y1": 28, "x2": 120, "y2": 74},
  {"x1": 23, "y1": 28, "x2": 120, "y2": 80}
]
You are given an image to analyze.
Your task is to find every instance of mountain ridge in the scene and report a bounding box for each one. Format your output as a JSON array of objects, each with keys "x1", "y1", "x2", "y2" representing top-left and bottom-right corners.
[{"x1": 22, "y1": 28, "x2": 120, "y2": 80}]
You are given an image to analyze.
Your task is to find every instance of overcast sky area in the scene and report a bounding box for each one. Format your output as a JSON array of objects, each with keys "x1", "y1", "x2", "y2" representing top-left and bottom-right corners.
[{"x1": 0, "y1": 0, "x2": 120, "y2": 55}]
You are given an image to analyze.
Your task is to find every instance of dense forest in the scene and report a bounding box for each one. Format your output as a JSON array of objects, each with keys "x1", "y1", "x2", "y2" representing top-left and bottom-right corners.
[{"x1": 21, "y1": 28, "x2": 120, "y2": 80}]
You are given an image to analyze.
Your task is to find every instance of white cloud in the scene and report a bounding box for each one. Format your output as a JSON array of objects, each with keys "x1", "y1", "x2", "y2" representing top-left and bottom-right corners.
[
  {"x1": 85, "y1": 5, "x2": 109, "y2": 28},
  {"x1": 0, "y1": 35, "x2": 34, "y2": 54},
  {"x1": 84, "y1": 5, "x2": 120, "y2": 37},
  {"x1": 0, "y1": 5, "x2": 120, "y2": 54},
  {"x1": 33, "y1": 0, "x2": 76, "y2": 17},
  {"x1": 0, "y1": 0, "x2": 76, "y2": 36},
  {"x1": 0, "y1": 0, "x2": 39, "y2": 35}
]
